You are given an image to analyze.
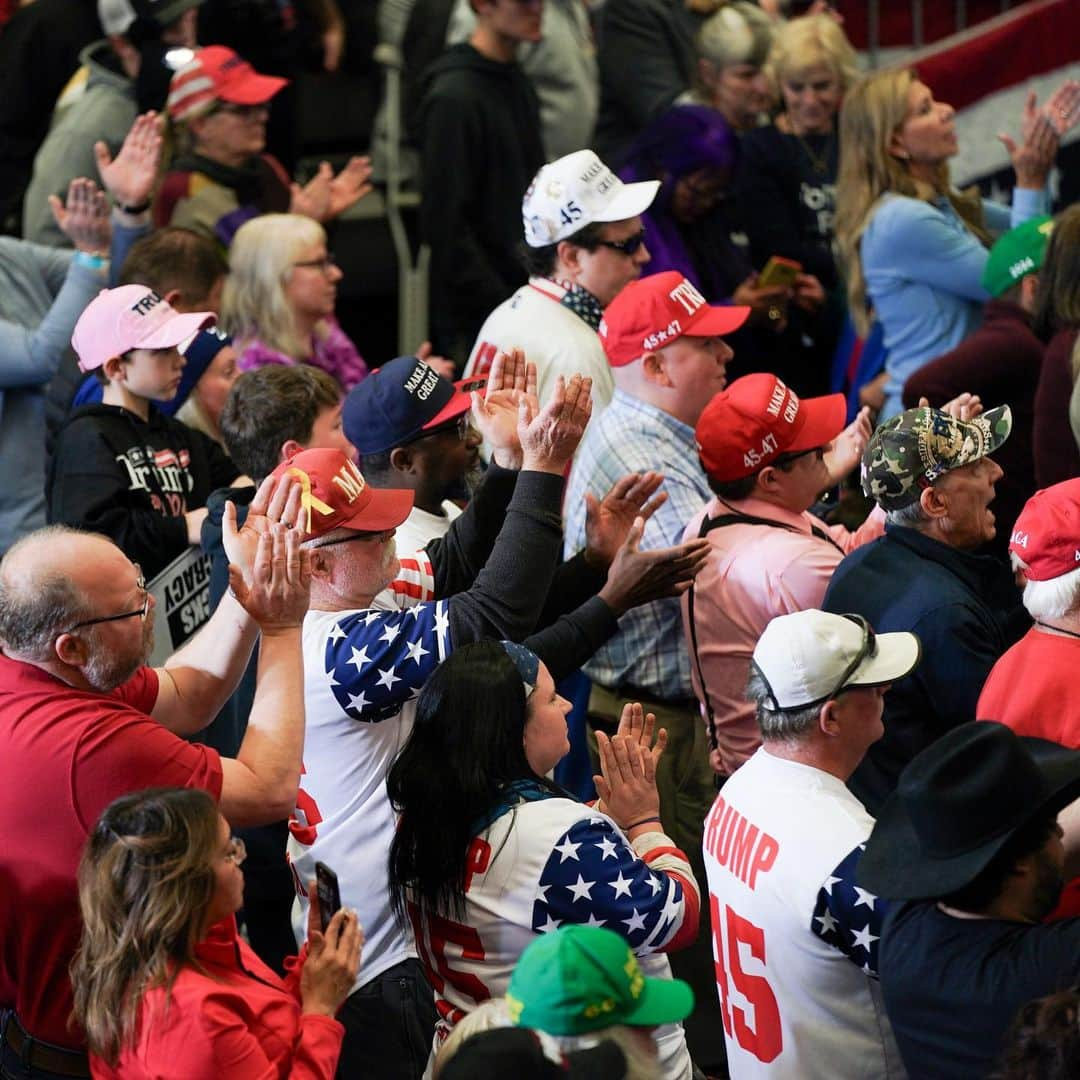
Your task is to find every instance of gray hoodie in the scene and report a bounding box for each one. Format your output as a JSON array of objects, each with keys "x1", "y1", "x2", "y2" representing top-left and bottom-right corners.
[{"x1": 23, "y1": 40, "x2": 137, "y2": 247}]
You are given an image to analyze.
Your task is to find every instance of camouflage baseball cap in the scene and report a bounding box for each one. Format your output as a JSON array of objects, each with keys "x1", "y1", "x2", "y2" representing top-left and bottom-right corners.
[{"x1": 862, "y1": 405, "x2": 1012, "y2": 510}]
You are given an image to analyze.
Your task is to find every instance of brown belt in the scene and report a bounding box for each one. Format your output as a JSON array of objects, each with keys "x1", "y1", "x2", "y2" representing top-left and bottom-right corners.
[{"x1": 0, "y1": 1011, "x2": 91, "y2": 1078}]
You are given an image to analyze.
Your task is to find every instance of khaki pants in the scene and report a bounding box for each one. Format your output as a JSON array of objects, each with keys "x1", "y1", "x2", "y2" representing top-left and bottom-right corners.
[{"x1": 587, "y1": 683, "x2": 726, "y2": 1072}]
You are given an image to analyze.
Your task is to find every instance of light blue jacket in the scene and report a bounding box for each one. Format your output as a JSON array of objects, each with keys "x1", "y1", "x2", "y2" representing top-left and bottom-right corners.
[
  {"x1": 862, "y1": 187, "x2": 1047, "y2": 419},
  {"x1": 0, "y1": 216, "x2": 149, "y2": 553}
]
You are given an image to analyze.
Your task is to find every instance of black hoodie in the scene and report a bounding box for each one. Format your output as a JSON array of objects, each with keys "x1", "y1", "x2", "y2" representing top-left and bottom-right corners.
[
  {"x1": 47, "y1": 403, "x2": 240, "y2": 579},
  {"x1": 417, "y1": 43, "x2": 544, "y2": 349}
]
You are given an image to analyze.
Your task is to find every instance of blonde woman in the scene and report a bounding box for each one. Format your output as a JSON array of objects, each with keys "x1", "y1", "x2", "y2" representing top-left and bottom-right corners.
[
  {"x1": 73, "y1": 787, "x2": 362, "y2": 1078},
  {"x1": 835, "y1": 68, "x2": 1078, "y2": 420},
  {"x1": 221, "y1": 213, "x2": 369, "y2": 391}
]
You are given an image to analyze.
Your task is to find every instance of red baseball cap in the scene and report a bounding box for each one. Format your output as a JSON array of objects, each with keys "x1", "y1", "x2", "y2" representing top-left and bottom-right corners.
[
  {"x1": 696, "y1": 373, "x2": 846, "y2": 482},
  {"x1": 167, "y1": 45, "x2": 288, "y2": 123},
  {"x1": 598, "y1": 271, "x2": 750, "y2": 367},
  {"x1": 270, "y1": 448, "x2": 413, "y2": 541},
  {"x1": 1009, "y1": 479, "x2": 1080, "y2": 581}
]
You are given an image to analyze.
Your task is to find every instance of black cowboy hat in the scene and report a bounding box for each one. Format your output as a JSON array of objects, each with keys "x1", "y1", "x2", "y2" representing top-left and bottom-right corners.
[{"x1": 859, "y1": 722, "x2": 1080, "y2": 900}]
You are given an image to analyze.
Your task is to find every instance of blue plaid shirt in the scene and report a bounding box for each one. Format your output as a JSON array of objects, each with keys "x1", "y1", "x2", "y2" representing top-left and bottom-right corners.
[{"x1": 565, "y1": 389, "x2": 711, "y2": 699}]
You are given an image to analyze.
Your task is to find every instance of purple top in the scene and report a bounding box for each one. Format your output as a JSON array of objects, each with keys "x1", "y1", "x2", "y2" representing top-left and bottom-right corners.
[{"x1": 236, "y1": 318, "x2": 369, "y2": 390}]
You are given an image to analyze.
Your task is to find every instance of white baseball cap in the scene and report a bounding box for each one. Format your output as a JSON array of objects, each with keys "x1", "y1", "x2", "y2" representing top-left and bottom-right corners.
[
  {"x1": 522, "y1": 150, "x2": 660, "y2": 248},
  {"x1": 751, "y1": 609, "x2": 921, "y2": 710}
]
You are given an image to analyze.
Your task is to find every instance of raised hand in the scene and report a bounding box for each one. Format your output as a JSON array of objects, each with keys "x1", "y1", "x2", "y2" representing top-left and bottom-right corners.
[
  {"x1": 593, "y1": 730, "x2": 664, "y2": 833},
  {"x1": 1001, "y1": 89, "x2": 1059, "y2": 189},
  {"x1": 1042, "y1": 79, "x2": 1080, "y2": 136},
  {"x1": 518, "y1": 373, "x2": 593, "y2": 475},
  {"x1": 597, "y1": 517, "x2": 711, "y2": 615},
  {"x1": 583, "y1": 472, "x2": 667, "y2": 567},
  {"x1": 95, "y1": 111, "x2": 162, "y2": 210},
  {"x1": 824, "y1": 405, "x2": 872, "y2": 485},
  {"x1": 471, "y1": 347, "x2": 537, "y2": 469},
  {"x1": 326, "y1": 156, "x2": 373, "y2": 219},
  {"x1": 49, "y1": 178, "x2": 110, "y2": 254},
  {"x1": 226, "y1": 522, "x2": 312, "y2": 634},
  {"x1": 290, "y1": 162, "x2": 334, "y2": 221},
  {"x1": 222, "y1": 474, "x2": 304, "y2": 591},
  {"x1": 918, "y1": 392, "x2": 983, "y2": 422}
]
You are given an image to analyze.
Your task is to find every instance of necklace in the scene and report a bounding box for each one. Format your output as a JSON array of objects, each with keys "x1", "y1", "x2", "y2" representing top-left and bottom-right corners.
[
  {"x1": 794, "y1": 131, "x2": 834, "y2": 176},
  {"x1": 1035, "y1": 620, "x2": 1080, "y2": 640}
]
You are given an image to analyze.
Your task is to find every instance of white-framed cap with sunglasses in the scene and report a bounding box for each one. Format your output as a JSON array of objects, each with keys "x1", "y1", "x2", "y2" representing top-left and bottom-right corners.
[
  {"x1": 751, "y1": 609, "x2": 921, "y2": 711},
  {"x1": 522, "y1": 150, "x2": 660, "y2": 248}
]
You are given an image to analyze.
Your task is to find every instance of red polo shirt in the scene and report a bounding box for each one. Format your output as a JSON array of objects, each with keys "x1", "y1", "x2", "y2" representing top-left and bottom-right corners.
[{"x1": 0, "y1": 654, "x2": 223, "y2": 1047}]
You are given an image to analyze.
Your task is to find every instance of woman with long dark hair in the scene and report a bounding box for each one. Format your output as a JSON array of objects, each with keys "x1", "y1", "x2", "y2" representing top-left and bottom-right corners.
[
  {"x1": 387, "y1": 640, "x2": 700, "y2": 1079},
  {"x1": 73, "y1": 787, "x2": 362, "y2": 1078}
]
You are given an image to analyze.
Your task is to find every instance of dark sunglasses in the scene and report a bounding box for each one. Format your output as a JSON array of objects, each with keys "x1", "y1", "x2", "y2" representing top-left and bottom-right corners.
[{"x1": 594, "y1": 230, "x2": 647, "y2": 257}]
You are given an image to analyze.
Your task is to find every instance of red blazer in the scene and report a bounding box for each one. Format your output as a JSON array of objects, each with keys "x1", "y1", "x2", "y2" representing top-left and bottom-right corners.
[{"x1": 90, "y1": 918, "x2": 343, "y2": 1079}]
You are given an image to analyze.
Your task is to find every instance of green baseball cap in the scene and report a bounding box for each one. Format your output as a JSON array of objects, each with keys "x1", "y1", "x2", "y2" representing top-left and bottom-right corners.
[
  {"x1": 980, "y1": 215, "x2": 1053, "y2": 297},
  {"x1": 505, "y1": 925, "x2": 694, "y2": 1036},
  {"x1": 861, "y1": 405, "x2": 1012, "y2": 511}
]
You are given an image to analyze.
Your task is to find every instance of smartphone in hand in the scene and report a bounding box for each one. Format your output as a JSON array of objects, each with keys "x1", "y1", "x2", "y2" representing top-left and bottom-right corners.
[
  {"x1": 757, "y1": 255, "x2": 803, "y2": 289},
  {"x1": 315, "y1": 861, "x2": 342, "y2": 933}
]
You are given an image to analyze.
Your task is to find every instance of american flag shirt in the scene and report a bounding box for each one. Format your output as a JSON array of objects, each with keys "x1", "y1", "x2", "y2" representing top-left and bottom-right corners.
[
  {"x1": 410, "y1": 785, "x2": 700, "y2": 1080},
  {"x1": 702, "y1": 748, "x2": 903, "y2": 1079},
  {"x1": 288, "y1": 551, "x2": 444, "y2": 992}
]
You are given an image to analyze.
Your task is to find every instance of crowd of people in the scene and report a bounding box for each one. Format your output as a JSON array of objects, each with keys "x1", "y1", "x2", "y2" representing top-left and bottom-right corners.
[{"x1": 1, "y1": 0, "x2": 1080, "y2": 1078}]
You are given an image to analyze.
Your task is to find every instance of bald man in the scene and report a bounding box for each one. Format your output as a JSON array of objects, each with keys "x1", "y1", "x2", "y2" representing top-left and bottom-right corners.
[{"x1": 0, "y1": 477, "x2": 308, "y2": 1067}]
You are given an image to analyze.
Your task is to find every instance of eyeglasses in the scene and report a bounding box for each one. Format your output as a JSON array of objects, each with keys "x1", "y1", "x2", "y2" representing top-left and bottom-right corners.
[
  {"x1": 594, "y1": 230, "x2": 647, "y2": 257},
  {"x1": 772, "y1": 446, "x2": 826, "y2": 471},
  {"x1": 825, "y1": 614, "x2": 878, "y2": 702},
  {"x1": 224, "y1": 836, "x2": 247, "y2": 865},
  {"x1": 423, "y1": 415, "x2": 472, "y2": 442},
  {"x1": 293, "y1": 253, "x2": 337, "y2": 274},
  {"x1": 62, "y1": 570, "x2": 149, "y2": 634}
]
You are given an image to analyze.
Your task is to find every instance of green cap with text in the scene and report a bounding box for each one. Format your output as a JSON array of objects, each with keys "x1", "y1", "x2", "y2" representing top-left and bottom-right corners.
[
  {"x1": 980, "y1": 215, "x2": 1053, "y2": 297},
  {"x1": 505, "y1": 925, "x2": 693, "y2": 1036}
]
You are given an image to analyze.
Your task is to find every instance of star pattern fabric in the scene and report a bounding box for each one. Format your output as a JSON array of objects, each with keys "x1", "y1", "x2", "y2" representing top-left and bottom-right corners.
[
  {"x1": 810, "y1": 842, "x2": 888, "y2": 977},
  {"x1": 323, "y1": 599, "x2": 450, "y2": 724},
  {"x1": 556, "y1": 281, "x2": 604, "y2": 332},
  {"x1": 530, "y1": 817, "x2": 686, "y2": 952}
]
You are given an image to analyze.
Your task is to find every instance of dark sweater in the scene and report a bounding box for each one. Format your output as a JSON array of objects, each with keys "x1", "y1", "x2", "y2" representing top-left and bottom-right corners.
[
  {"x1": 733, "y1": 122, "x2": 840, "y2": 288},
  {"x1": 417, "y1": 43, "x2": 544, "y2": 350},
  {"x1": 903, "y1": 299, "x2": 1043, "y2": 554},
  {"x1": 1033, "y1": 326, "x2": 1080, "y2": 488},
  {"x1": 47, "y1": 403, "x2": 240, "y2": 578},
  {"x1": 823, "y1": 525, "x2": 1027, "y2": 815}
]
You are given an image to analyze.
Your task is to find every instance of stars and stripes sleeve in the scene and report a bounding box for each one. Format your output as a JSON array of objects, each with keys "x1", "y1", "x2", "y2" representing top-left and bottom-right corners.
[
  {"x1": 809, "y1": 843, "x2": 889, "y2": 977},
  {"x1": 321, "y1": 601, "x2": 450, "y2": 723},
  {"x1": 530, "y1": 816, "x2": 698, "y2": 955},
  {"x1": 384, "y1": 551, "x2": 437, "y2": 610}
]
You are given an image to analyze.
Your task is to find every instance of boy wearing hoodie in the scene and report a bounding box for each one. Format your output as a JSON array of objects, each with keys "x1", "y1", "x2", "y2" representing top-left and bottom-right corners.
[
  {"x1": 47, "y1": 284, "x2": 242, "y2": 578},
  {"x1": 417, "y1": 0, "x2": 545, "y2": 359}
]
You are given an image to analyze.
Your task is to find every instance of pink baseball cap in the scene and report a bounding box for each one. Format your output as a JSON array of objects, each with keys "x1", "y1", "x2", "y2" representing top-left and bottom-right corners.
[
  {"x1": 72, "y1": 285, "x2": 215, "y2": 373},
  {"x1": 1009, "y1": 478, "x2": 1080, "y2": 581},
  {"x1": 167, "y1": 45, "x2": 288, "y2": 123},
  {"x1": 598, "y1": 271, "x2": 750, "y2": 367},
  {"x1": 696, "y1": 373, "x2": 846, "y2": 482}
]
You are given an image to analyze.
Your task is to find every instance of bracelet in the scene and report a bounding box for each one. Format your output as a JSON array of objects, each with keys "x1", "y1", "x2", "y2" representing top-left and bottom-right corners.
[
  {"x1": 73, "y1": 251, "x2": 109, "y2": 270},
  {"x1": 116, "y1": 199, "x2": 151, "y2": 215},
  {"x1": 626, "y1": 817, "x2": 662, "y2": 831}
]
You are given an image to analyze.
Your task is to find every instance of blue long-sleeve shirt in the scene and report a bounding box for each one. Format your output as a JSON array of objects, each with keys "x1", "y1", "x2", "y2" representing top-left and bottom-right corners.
[{"x1": 862, "y1": 187, "x2": 1047, "y2": 419}]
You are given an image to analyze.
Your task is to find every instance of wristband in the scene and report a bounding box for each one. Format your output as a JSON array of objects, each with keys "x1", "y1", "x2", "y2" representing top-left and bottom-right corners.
[
  {"x1": 626, "y1": 817, "x2": 662, "y2": 831},
  {"x1": 116, "y1": 199, "x2": 151, "y2": 215},
  {"x1": 73, "y1": 251, "x2": 109, "y2": 271}
]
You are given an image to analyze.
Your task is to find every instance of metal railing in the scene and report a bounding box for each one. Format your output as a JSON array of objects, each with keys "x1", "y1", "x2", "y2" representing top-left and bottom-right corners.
[{"x1": 862, "y1": 0, "x2": 1021, "y2": 66}]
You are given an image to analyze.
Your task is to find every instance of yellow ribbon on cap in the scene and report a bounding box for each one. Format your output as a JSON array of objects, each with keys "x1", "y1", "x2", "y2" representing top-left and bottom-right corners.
[{"x1": 285, "y1": 466, "x2": 335, "y2": 536}]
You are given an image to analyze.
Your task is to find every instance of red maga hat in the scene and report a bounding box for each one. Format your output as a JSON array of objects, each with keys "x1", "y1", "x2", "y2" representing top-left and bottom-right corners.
[
  {"x1": 598, "y1": 271, "x2": 749, "y2": 367},
  {"x1": 1009, "y1": 478, "x2": 1080, "y2": 581},
  {"x1": 695, "y1": 373, "x2": 846, "y2": 482}
]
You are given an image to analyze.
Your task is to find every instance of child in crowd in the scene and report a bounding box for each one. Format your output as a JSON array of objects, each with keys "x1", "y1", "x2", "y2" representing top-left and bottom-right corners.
[{"x1": 47, "y1": 285, "x2": 243, "y2": 578}]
